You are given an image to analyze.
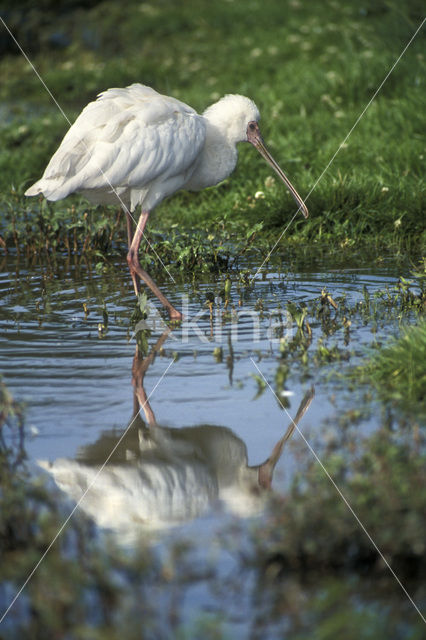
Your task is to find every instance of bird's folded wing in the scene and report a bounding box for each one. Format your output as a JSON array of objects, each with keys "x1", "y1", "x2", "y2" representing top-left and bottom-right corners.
[{"x1": 26, "y1": 84, "x2": 206, "y2": 201}]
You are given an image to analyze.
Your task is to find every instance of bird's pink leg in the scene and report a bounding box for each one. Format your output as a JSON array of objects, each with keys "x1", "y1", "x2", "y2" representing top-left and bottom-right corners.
[
  {"x1": 126, "y1": 209, "x2": 134, "y2": 246},
  {"x1": 127, "y1": 209, "x2": 183, "y2": 321},
  {"x1": 125, "y1": 210, "x2": 140, "y2": 295}
]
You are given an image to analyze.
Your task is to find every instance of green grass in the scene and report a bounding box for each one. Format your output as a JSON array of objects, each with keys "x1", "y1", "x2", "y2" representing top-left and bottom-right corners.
[
  {"x1": 357, "y1": 320, "x2": 426, "y2": 415},
  {"x1": 0, "y1": 0, "x2": 425, "y2": 258}
]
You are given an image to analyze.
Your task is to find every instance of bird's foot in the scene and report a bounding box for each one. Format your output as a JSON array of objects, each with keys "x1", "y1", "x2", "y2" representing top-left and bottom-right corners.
[{"x1": 168, "y1": 309, "x2": 183, "y2": 323}]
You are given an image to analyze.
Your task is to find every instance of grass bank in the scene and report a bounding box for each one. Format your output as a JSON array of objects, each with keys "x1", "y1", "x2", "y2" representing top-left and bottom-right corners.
[
  {"x1": 355, "y1": 319, "x2": 426, "y2": 416},
  {"x1": 0, "y1": 0, "x2": 424, "y2": 259}
]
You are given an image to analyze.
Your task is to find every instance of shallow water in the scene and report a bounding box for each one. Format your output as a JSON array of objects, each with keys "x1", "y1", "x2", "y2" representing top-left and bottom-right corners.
[
  {"x1": 2, "y1": 250, "x2": 424, "y2": 636},
  {"x1": 0, "y1": 252, "x2": 409, "y2": 541}
]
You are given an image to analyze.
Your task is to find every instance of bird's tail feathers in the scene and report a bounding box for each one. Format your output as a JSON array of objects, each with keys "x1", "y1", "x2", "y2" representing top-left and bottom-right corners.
[
  {"x1": 24, "y1": 182, "x2": 43, "y2": 197},
  {"x1": 25, "y1": 179, "x2": 70, "y2": 201}
]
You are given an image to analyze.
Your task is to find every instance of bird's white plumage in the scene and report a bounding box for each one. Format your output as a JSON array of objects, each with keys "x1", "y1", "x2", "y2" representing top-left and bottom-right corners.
[
  {"x1": 25, "y1": 84, "x2": 260, "y2": 212},
  {"x1": 26, "y1": 84, "x2": 207, "y2": 211}
]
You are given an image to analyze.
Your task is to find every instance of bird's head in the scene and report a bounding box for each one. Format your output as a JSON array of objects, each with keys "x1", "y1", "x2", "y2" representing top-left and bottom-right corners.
[
  {"x1": 204, "y1": 94, "x2": 308, "y2": 218},
  {"x1": 204, "y1": 94, "x2": 259, "y2": 143}
]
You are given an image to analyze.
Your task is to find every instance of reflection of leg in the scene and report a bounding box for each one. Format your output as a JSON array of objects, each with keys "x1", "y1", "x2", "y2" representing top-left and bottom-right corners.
[
  {"x1": 126, "y1": 209, "x2": 182, "y2": 320},
  {"x1": 132, "y1": 351, "x2": 156, "y2": 427},
  {"x1": 131, "y1": 330, "x2": 171, "y2": 426}
]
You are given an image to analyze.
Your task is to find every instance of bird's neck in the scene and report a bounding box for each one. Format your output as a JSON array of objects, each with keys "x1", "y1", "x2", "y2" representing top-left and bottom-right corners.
[{"x1": 184, "y1": 119, "x2": 238, "y2": 191}]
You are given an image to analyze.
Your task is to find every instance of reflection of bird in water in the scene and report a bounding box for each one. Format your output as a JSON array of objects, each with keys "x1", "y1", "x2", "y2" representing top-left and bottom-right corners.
[
  {"x1": 39, "y1": 331, "x2": 314, "y2": 541},
  {"x1": 25, "y1": 84, "x2": 308, "y2": 319}
]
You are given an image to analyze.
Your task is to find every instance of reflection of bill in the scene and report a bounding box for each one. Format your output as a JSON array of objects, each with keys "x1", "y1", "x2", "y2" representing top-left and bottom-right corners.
[{"x1": 39, "y1": 330, "x2": 314, "y2": 542}]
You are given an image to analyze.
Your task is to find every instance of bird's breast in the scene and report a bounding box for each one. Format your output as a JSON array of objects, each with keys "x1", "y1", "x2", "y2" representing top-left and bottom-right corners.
[{"x1": 184, "y1": 134, "x2": 238, "y2": 191}]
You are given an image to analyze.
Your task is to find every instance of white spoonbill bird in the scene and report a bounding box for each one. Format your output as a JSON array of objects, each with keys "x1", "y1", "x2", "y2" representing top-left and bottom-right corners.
[{"x1": 25, "y1": 84, "x2": 308, "y2": 320}]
